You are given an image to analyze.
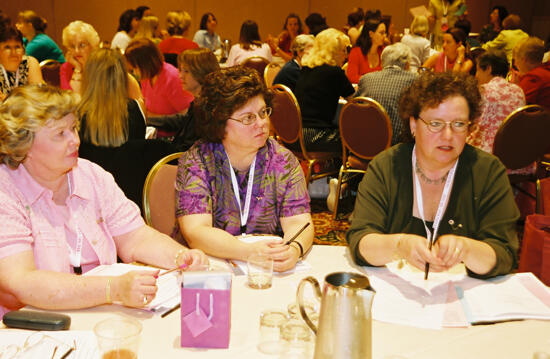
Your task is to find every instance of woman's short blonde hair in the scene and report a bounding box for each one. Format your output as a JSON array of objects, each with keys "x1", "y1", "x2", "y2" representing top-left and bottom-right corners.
[
  {"x1": 135, "y1": 15, "x2": 159, "y2": 40},
  {"x1": 166, "y1": 11, "x2": 191, "y2": 36},
  {"x1": 301, "y1": 28, "x2": 350, "y2": 67},
  {"x1": 0, "y1": 85, "x2": 80, "y2": 168},
  {"x1": 62, "y1": 20, "x2": 100, "y2": 48},
  {"x1": 410, "y1": 15, "x2": 429, "y2": 36}
]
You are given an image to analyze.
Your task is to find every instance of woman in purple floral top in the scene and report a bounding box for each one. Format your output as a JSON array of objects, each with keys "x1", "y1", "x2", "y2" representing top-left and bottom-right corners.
[{"x1": 175, "y1": 66, "x2": 313, "y2": 272}]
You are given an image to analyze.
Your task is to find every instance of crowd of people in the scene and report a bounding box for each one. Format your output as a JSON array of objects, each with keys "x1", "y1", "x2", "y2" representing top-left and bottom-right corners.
[{"x1": 0, "y1": 3, "x2": 548, "y2": 320}]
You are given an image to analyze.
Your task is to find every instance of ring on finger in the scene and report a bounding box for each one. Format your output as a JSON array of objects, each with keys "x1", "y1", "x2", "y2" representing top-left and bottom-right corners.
[
  {"x1": 454, "y1": 247, "x2": 460, "y2": 255},
  {"x1": 143, "y1": 295, "x2": 148, "y2": 305}
]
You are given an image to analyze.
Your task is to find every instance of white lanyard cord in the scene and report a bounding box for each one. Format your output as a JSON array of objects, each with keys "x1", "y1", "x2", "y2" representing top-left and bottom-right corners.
[
  {"x1": 0, "y1": 64, "x2": 20, "y2": 93},
  {"x1": 66, "y1": 174, "x2": 84, "y2": 270},
  {"x1": 412, "y1": 145, "x2": 458, "y2": 248},
  {"x1": 226, "y1": 151, "x2": 256, "y2": 235}
]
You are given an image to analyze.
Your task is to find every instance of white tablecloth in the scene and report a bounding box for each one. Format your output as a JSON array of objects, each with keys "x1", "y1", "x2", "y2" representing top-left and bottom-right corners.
[{"x1": 3, "y1": 245, "x2": 550, "y2": 358}]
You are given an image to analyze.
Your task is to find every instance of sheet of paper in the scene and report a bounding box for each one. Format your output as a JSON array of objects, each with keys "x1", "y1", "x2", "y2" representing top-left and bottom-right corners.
[
  {"x1": 85, "y1": 263, "x2": 180, "y2": 315},
  {"x1": 0, "y1": 330, "x2": 99, "y2": 359},
  {"x1": 457, "y1": 272, "x2": 550, "y2": 323}
]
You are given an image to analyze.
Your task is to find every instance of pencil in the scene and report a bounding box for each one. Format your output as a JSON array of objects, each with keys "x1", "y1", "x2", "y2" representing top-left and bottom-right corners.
[
  {"x1": 161, "y1": 303, "x2": 180, "y2": 318},
  {"x1": 424, "y1": 238, "x2": 434, "y2": 280},
  {"x1": 284, "y1": 222, "x2": 311, "y2": 245},
  {"x1": 159, "y1": 263, "x2": 188, "y2": 277}
]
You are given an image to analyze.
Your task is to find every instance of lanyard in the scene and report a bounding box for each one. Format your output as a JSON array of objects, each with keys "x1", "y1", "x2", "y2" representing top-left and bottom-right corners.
[
  {"x1": 66, "y1": 173, "x2": 84, "y2": 274},
  {"x1": 226, "y1": 152, "x2": 256, "y2": 235},
  {"x1": 412, "y1": 145, "x2": 458, "y2": 248},
  {"x1": 0, "y1": 64, "x2": 20, "y2": 93}
]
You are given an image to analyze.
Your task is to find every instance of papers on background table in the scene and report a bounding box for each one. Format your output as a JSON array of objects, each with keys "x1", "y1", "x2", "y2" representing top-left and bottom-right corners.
[
  {"x1": 229, "y1": 235, "x2": 312, "y2": 276},
  {"x1": 85, "y1": 264, "x2": 180, "y2": 316},
  {"x1": 0, "y1": 330, "x2": 98, "y2": 359},
  {"x1": 360, "y1": 262, "x2": 550, "y2": 329}
]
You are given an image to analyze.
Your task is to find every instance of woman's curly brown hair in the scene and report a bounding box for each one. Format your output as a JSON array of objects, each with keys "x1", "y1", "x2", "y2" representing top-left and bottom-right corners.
[
  {"x1": 195, "y1": 66, "x2": 273, "y2": 143},
  {"x1": 399, "y1": 71, "x2": 481, "y2": 142}
]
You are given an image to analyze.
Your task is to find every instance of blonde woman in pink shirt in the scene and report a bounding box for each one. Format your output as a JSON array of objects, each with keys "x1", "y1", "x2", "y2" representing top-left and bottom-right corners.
[{"x1": 0, "y1": 85, "x2": 208, "y2": 319}]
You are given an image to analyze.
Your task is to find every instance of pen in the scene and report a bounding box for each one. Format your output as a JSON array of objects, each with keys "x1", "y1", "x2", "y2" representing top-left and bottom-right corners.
[
  {"x1": 159, "y1": 263, "x2": 188, "y2": 277},
  {"x1": 424, "y1": 238, "x2": 434, "y2": 280},
  {"x1": 284, "y1": 222, "x2": 310, "y2": 245},
  {"x1": 161, "y1": 303, "x2": 180, "y2": 318}
]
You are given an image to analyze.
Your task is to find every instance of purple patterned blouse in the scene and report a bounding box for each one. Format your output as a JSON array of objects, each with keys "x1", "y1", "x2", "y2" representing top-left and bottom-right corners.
[{"x1": 174, "y1": 138, "x2": 310, "y2": 240}]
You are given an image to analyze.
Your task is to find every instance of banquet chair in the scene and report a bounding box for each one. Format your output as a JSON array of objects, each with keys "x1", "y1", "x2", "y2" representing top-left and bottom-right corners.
[
  {"x1": 270, "y1": 84, "x2": 339, "y2": 185},
  {"x1": 39, "y1": 59, "x2": 61, "y2": 87},
  {"x1": 142, "y1": 152, "x2": 184, "y2": 236},
  {"x1": 536, "y1": 177, "x2": 550, "y2": 215},
  {"x1": 332, "y1": 97, "x2": 392, "y2": 219},
  {"x1": 493, "y1": 105, "x2": 550, "y2": 189},
  {"x1": 242, "y1": 56, "x2": 270, "y2": 81},
  {"x1": 264, "y1": 62, "x2": 281, "y2": 87}
]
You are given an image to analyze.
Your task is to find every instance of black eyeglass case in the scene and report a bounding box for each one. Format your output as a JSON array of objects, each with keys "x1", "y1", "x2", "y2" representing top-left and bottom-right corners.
[{"x1": 3, "y1": 310, "x2": 71, "y2": 331}]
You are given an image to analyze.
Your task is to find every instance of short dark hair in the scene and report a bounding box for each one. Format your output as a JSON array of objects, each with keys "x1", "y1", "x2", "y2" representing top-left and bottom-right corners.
[
  {"x1": 347, "y1": 9, "x2": 364, "y2": 27},
  {"x1": 124, "y1": 38, "x2": 163, "y2": 79},
  {"x1": 0, "y1": 26, "x2": 23, "y2": 45},
  {"x1": 135, "y1": 6, "x2": 150, "y2": 20},
  {"x1": 454, "y1": 19, "x2": 471, "y2": 36},
  {"x1": 305, "y1": 13, "x2": 328, "y2": 36},
  {"x1": 399, "y1": 72, "x2": 481, "y2": 141},
  {"x1": 492, "y1": 6, "x2": 509, "y2": 27},
  {"x1": 117, "y1": 9, "x2": 138, "y2": 33},
  {"x1": 195, "y1": 66, "x2": 273, "y2": 143},
  {"x1": 17, "y1": 10, "x2": 47, "y2": 33},
  {"x1": 364, "y1": 9, "x2": 382, "y2": 21},
  {"x1": 477, "y1": 51, "x2": 509, "y2": 77},
  {"x1": 199, "y1": 13, "x2": 216, "y2": 30}
]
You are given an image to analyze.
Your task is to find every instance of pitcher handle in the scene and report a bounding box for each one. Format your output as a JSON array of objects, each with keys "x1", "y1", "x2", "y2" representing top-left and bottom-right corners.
[{"x1": 297, "y1": 276, "x2": 322, "y2": 334}]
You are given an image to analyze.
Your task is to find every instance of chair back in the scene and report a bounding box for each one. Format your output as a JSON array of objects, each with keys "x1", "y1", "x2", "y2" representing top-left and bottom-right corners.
[
  {"x1": 242, "y1": 56, "x2": 270, "y2": 80},
  {"x1": 142, "y1": 152, "x2": 183, "y2": 235},
  {"x1": 264, "y1": 62, "x2": 282, "y2": 87},
  {"x1": 339, "y1": 97, "x2": 392, "y2": 161},
  {"x1": 537, "y1": 177, "x2": 550, "y2": 215},
  {"x1": 270, "y1": 84, "x2": 302, "y2": 144},
  {"x1": 493, "y1": 105, "x2": 550, "y2": 170},
  {"x1": 163, "y1": 53, "x2": 178, "y2": 68},
  {"x1": 39, "y1": 59, "x2": 61, "y2": 87}
]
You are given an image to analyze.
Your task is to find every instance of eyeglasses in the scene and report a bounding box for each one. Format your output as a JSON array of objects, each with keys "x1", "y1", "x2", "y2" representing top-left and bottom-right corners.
[
  {"x1": 418, "y1": 116, "x2": 471, "y2": 133},
  {"x1": 0, "y1": 332, "x2": 75, "y2": 359},
  {"x1": 67, "y1": 42, "x2": 90, "y2": 52},
  {"x1": 229, "y1": 107, "x2": 272, "y2": 125}
]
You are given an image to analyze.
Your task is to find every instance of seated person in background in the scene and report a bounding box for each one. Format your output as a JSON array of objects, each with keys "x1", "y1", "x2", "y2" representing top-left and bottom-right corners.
[
  {"x1": 400, "y1": 15, "x2": 431, "y2": 73},
  {"x1": 467, "y1": 51, "x2": 525, "y2": 152},
  {"x1": 304, "y1": 13, "x2": 328, "y2": 36},
  {"x1": 513, "y1": 36, "x2": 550, "y2": 110},
  {"x1": 15, "y1": 10, "x2": 65, "y2": 63},
  {"x1": 482, "y1": 14, "x2": 528, "y2": 66},
  {"x1": 479, "y1": 6, "x2": 508, "y2": 44},
  {"x1": 176, "y1": 66, "x2": 313, "y2": 272},
  {"x1": 0, "y1": 85, "x2": 207, "y2": 319},
  {"x1": 0, "y1": 26, "x2": 43, "y2": 101},
  {"x1": 294, "y1": 28, "x2": 354, "y2": 152},
  {"x1": 272, "y1": 34, "x2": 314, "y2": 92},
  {"x1": 346, "y1": 8, "x2": 364, "y2": 46},
  {"x1": 125, "y1": 38, "x2": 193, "y2": 131},
  {"x1": 267, "y1": 13, "x2": 303, "y2": 62},
  {"x1": 355, "y1": 43, "x2": 417, "y2": 145},
  {"x1": 149, "y1": 48, "x2": 220, "y2": 152},
  {"x1": 159, "y1": 11, "x2": 198, "y2": 54},
  {"x1": 454, "y1": 18, "x2": 480, "y2": 48},
  {"x1": 347, "y1": 72, "x2": 519, "y2": 279},
  {"x1": 347, "y1": 19, "x2": 386, "y2": 83},
  {"x1": 226, "y1": 20, "x2": 272, "y2": 67},
  {"x1": 111, "y1": 9, "x2": 139, "y2": 52},
  {"x1": 423, "y1": 28, "x2": 473, "y2": 73},
  {"x1": 134, "y1": 15, "x2": 162, "y2": 45},
  {"x1": 193, "y1": 12, "x2": 222, "y2": 52}
]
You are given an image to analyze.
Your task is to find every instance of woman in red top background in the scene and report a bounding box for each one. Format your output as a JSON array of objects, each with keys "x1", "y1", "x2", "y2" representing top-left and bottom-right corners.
[{"x1": 346, "y1": 18, "x2": 386, "y2": 83}]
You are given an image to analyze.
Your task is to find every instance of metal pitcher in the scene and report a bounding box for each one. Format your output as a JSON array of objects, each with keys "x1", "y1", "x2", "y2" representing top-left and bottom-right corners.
[{"x1": 297, "y1": 272, "x2": 375, "y2": 359}]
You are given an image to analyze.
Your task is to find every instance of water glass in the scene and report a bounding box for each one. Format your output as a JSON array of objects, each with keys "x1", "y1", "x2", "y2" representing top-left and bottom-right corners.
[
  {"x1": 94, "y1": 317, "x2": 142, "y2": 359},
  {"x1": 258, "y1": 309, "x2": 288, "y2": 354},
  {"x1": 247, "y1": 253, "x2": 273, "y2": 289}
]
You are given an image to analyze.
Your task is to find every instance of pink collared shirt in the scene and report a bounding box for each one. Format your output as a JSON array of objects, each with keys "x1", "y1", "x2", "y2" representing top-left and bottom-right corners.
[{"x1": 0, "y1": 158, "x2": 144, "y2": 317}]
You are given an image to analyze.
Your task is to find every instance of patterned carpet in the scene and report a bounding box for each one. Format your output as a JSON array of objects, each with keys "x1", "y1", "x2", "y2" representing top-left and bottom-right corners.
[{"x1": 310, "y1": 198, "x2": 353, "y2": 246}]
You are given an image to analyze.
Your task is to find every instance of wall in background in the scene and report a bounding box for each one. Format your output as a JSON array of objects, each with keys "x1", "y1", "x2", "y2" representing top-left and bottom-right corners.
[{"x1": 3, "y1": 0, "x2": 549, "y2": 51}]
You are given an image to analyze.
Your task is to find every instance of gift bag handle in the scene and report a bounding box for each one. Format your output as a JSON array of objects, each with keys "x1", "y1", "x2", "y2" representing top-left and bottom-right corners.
[{"x1": 195, "y1": 293, "x2": 214, "y2": 320}]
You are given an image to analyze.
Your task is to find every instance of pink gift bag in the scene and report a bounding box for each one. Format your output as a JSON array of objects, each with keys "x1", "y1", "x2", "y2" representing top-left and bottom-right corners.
[{"x1": 180, "y1": 272, "x2": 231, "y2": 348}]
